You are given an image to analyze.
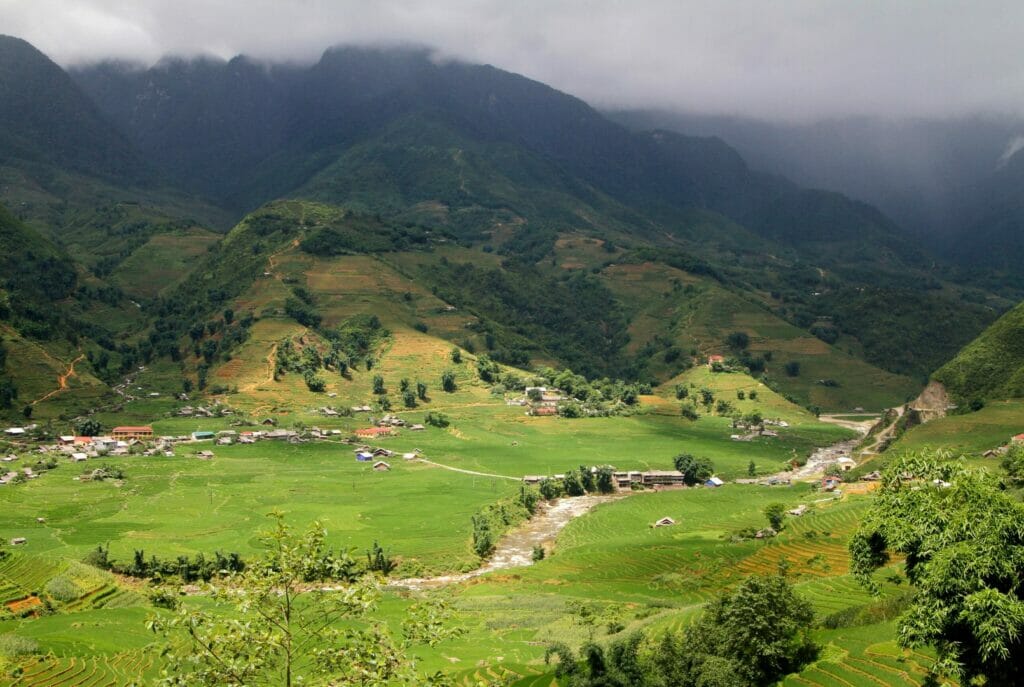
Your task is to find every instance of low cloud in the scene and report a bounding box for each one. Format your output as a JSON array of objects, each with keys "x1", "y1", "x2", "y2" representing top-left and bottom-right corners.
[{"x1": 2, "y1": 0, "x2": 1023, "y2": 122}]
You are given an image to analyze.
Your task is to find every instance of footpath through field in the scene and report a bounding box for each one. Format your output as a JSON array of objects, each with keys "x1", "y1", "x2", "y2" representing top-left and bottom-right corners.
[{"x1": 413, "y1": 457, "x2": 520, "y2": 481}]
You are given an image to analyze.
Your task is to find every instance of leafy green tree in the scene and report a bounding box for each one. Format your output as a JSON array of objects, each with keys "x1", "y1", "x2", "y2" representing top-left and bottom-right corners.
[
  {"x1": 74, "y1": 417, "x2": 101, "y2": 437},
  {"x1": 594, "y1": 465, "x2": 616, "y2": 494},
  {"x1": 538, "y1": 477, "x2": 563, "y2": 500},
  {"x1": 680, "y1": 402, "x2": 700, "y2": 420},
  {"x1": 673, "y1": 454, "x2": 714, "y2": 486},
  {"x1": 699, "y1": 387, "x2": 715, "y2": 407},
  {"x1": 304, "y1": 371, "x2": 326, "y2": 393},
  {"x1": 748, "y1": 389, "x2": 758, "y2": 400},
  {"x1": 147, "y1": 513, "x2": 461, "y2": 686},
  {"x1": 747, "y1": 460, "x2": 757, "y2": 477},
  {"x1": 416, "y1": 381, "x2": 428, "y2": 401},
  {"x1": 402, "y1": 390, "x2": 417, "y2": 408},
  {"x1": 726, "y1": 331, "x2": 750, "y2": 350},
  {"x1": 372, "y1": 374, "x2": 385, "y2": 394},
  {"x1": 784, "y1": 361, "x2": 801, "y2": 377},
  {"x1": 764, "y1": 503, "x2": 786, "y2": 531},
  {"x1": 223, "y1": 308, "x2": 234, "y2": 325},
  {"x1": 399, "y1": 378, "x2": 410, "y2": 393},
  {"x1": 850, "y1": 451, "x2": 1024, "y2": 684},
  {"x1": 674, "y1": 385, "x2": 689, "y2": 400},
  {"x1": 1001, "y1": 443, "x2": 1024, "y2": 487},
  {"x1": 450, "y1": 348, "x2": 461, "y2": 364},
  {"x1": 563, "y1": 471, "x2": 585, "y2": 497},
  {"x1": 441, "y1": 370, "x2": 457, "y2": 393}
]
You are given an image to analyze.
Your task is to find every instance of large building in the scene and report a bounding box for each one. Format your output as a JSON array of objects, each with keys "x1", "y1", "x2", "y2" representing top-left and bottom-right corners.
[{"x1": 111, "y1": 426, "x2": 154, "y2": 440}]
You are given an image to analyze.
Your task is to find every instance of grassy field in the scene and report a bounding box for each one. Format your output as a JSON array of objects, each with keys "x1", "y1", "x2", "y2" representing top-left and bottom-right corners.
[{"x1": 886, "y1": 400, "x2": 1024, "y2": 458}]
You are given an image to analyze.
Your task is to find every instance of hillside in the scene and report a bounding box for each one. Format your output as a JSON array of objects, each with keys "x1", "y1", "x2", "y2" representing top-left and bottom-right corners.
[{"x1": 932, "y1": 299, "x2": 1024, "y2": 404}]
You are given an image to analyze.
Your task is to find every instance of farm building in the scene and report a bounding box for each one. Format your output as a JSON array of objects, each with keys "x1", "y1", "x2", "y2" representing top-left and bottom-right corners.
[
  {"x1": 4, "y1": 427, "x2": 25, "y2": 436},
  {"x1": 10, "y1": 537, "x2": 26, "y2": 545},
  {"x1": 111, "y1": 426, "x2": 153, "y2": 440},
  {"x1": 197, "y1": 450, "x2": 215, "y2": 460},
  {"x1": 191, "y1": 431, "x2": 215, "y2": 441},
  {"x1": 354, "y1": 427, "x2": 394, "y2": 438},
  {"x1": 707, "y1": 355, "x2": 725, "y2": 367},
  {"x1": 704, "y1": 476, "x2": 724, "y2": 488},
  {"x1": 402, "y1": 452, "x2": 418, "y2": 460},
  {"x1": 531, "y1": 406, "x2": 558, "y2": 417},
  {"x1": 409, "y1": 424, "x2": 425, "y2": 431},
  {"x1": 1013, "y1": 433, "x2": 1024, "y2": 443},
  {"x1": 836, "y1": 456, "x2": 857, "y2": 471},
  {"x1": 373, "y1": 461, "x2": 391, "y2": 471},
  {"x1": 653, "y1": 517, "x2": 676, "y2": 527},
  {"x1": 355, "y1": 452, "x2": 374, "y2": 462},
  {"x1": 787, "y1": 505, "x2": 808, "y2": 516},
  {"x1": 822, "y1": 476, "x2": 843, "y2": 491}
]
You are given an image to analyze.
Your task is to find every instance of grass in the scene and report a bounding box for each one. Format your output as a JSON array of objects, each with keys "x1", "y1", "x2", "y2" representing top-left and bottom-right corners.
[{"x1": 886, "y1": 400, "x2": 1024, "y2": 458}]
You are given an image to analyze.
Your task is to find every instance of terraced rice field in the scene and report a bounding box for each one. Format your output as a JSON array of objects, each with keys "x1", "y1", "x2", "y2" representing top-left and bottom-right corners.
[
  {"x1": 9, "y1": 649, "x2": 157, "y2": 687},
  {"x1": 784, "y1": 623, "x2": 947, "y2": 687}
]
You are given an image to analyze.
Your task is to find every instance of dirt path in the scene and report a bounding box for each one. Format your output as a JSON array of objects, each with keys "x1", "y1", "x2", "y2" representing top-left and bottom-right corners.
[
  {"x1": 818, "y1": 414, "x2": 879, "y2": 434},
  {"x1": 32, "y1": 353, "x2": 85, "y2": 405},
  {"x1": 392, "y1": 494, "x2": 624, "y2": 590},
  {"x1": 414, "y1": 458, "x2": 520, "y2": 481}
]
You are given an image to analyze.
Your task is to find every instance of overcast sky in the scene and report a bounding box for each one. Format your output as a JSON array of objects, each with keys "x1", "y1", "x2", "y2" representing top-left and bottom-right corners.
[{"x1": 1, "y1": 0, "x2": 1021, "y2": 121}]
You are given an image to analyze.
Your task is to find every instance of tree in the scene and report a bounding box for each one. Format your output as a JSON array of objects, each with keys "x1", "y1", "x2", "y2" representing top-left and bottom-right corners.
[
  {"x1": 680, "y1": 402, "x2": 700, "y2": 421},
  {"x1": 784, "y1": 361, "x2": 801, "y2": 377},
  {"x1": 450, "y1": 348, "x2": 461, "y2": 364},
  {"x1": 699, "y1": 388, "x2": 715, "y2": 407},
  {"x1": 674, "y1": 385, "x2": 689, "y2": 400},
  {"x1": 223, "y1": 308, "x2": 234, "y2": 325},
  {"x1": 747, "y1": 460, "x2": 757, "y2": 477},
  {"x1": 304, "y1": 371, "x2": 326, "y2": 393},
  {"x1": 563, "y1": 471, "x2": 585, "y2": 496},
  {"x1": 726, "y1": 331, "x2": 750, "y2": 351},
  {"x1": 748, "y1": 389, "x2": 758, "y2": 400},
  {"x1": 1001, "y1": 443, "x2": 1024, "y2": 487},
  {"x1": 764, "y1": 503, "x2": 786, "y2": 531},
  {"x1": 416, "y1": 381, "x2": 428, "y2": 401},
  {"x1": 850, "y1": 451, "x2": 1024, "y2": 684},
  {"x1": 673, "y1": 454, "x2": 714, "y2": 486},
  {"x1": 372, "y1": 374, "x2": 385, "y2": 394},
  {"x1": 75, "y1": 417, "x2": 102, "y2": 437},
  {"x1": 538, "y1": 477, "x2": 563, "y2": 500},
  {"x1": 682, "y1": 575, "x2": 815, "y2": 685},
  {"x1": 147, "y1": 513, "x2": 461, "y2": 686},
  {"x1": 402, "y1": 390, "x2": 417, "y2": 408},
  {"x1": 399, "y1": 378, "x2": 410, "y2": 393},
  {"x1": 441, "y1": 370, "x2": 457, "y2": 393}
]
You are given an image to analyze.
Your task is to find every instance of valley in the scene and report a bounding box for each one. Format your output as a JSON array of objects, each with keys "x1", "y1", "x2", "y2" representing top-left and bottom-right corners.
[{"x1": 0, "y1": 27, "x2": 1021, "y2": 687}]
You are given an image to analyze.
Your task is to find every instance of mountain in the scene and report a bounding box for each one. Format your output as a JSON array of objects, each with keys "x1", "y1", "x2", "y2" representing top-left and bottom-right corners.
[
  {"x1": 932, "y1": 299, "x2": 1024, "y2": 405},
  {"x1": 610, "y1": 109, "x2": 1024, "y2": 290},
  {"x1": 72, "y1": 48, "x2": 923, "y2": 261},
  {"x1": 0, "y1": 37, "x2": 1006, "y2": 416},
  {"x1": 0, "y1": 34, "x2": 150, "y2": 184}
]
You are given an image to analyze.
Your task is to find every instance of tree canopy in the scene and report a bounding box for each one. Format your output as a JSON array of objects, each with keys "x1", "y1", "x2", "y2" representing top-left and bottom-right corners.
[{"x1": 850, "y1": 451, "x2": 1024, "y2": 684}]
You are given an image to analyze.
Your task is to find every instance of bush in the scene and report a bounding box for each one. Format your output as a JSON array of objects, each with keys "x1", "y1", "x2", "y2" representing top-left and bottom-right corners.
[
  {"x1": 441, "y1": 370, "x2": 457, "y2": 393},
  {"x1": 44, "y1": 575, "x2": 83, "y2": 602},
  {"x1": 424, "y1": 411, "x2": 450, "y2": 428},
  {"x1": 784, "y1": 361, "x2": 801, "y2": 377}
]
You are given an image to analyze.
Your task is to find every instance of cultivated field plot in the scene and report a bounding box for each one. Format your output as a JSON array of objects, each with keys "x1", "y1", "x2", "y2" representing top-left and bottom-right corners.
[{"x1": 888, "y1": 399, "x2": 1024, "y2": 458}]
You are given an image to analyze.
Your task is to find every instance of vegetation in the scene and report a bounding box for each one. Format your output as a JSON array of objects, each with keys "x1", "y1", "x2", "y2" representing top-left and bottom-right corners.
[
  {"x1": 851, "y1": 451, "x2": 1024, "y2": 683},
  {"x1": 148, "y1": 513, "x2": 461, "y2": 686},
  {"x1": 546, "y1": 574, "x2": 816, "y2": 686},
  {"x1": 673, "y1": 453, "x2": 714, "y2": 486},
  {"x1": 932, "y1": 299, "x2": 1024, "y2": 405}
]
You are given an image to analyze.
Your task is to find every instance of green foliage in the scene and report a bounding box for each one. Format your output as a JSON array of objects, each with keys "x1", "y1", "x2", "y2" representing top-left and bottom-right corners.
[
  {"x1": 674, "y1": 453, "x2": 714, "y2": 486},
  {"x1": 449, "y1": 348, "x2": 461, "y2": 364},
  {"x1": 423, "y1": 411, "x2": 449, "y2": 428},
  {"x1": 74, "y1": 417, "x2": 102, "y2": 436},
  {"x1": 415, "y1": 381, "x2": 428, "y2": 401},
  {"x1": 850, "y1": 451, "x2": 1024, "y2": 683},
  {"x1": 764, "y1": 503, "x2": 786, "y2": 531},
  {"x1": 148, "y1": 513, "x2": 461, "y2": 686},
  {"x1": 440, "y1": 370, "x2": 457, "y2": 393},
  {"x1": 372, "y1": 374, "x2": 386, "y2": 394},
  {"x1": 726, "y1": 331, "x2": 749, "y2": 350},
  {"x1": 1002, "y1": 443, "x2": 1024, "y2": 487},
  {"x1": 304, "y1": 370, "x2": 326, "y2": 392},
  {"x1": 298, "y1": 211, "x2": 441, "y2": 255},
  {"x1": 680, "y1": 402, "x2": 700, "y2": 420},
  {"x1": 933, "y1": 299, "x2": 1024, "y2": 404},
  {"x1": 284, "y1": 296, "x2": 322, "y2": 328},
  {"x1": 784, "y1": 361, "x2": 801, "y2": 377}
]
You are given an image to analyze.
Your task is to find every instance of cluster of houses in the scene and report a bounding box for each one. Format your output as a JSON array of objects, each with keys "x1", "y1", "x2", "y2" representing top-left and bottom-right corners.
[
  {"x1": 523, "y1": 469, "x2": 725, "y2": 490},
  {"x1": 519, "y1": 387, "x2": 566, "y2": 417},
  {"x1": 353, "y1": 445, "x2": 420, "y2": 472}
]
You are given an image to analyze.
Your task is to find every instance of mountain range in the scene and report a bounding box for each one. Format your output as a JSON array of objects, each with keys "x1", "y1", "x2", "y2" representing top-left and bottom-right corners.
[{"x1": 0, "y1": 33, "x2": 1020, "y2": 420}]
